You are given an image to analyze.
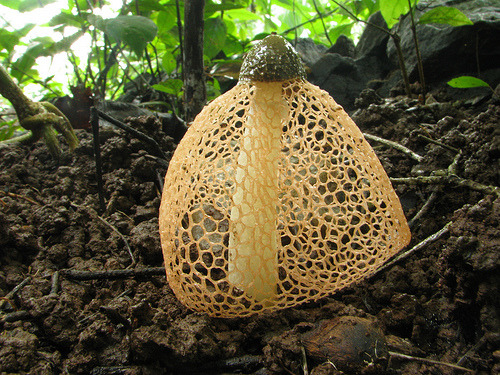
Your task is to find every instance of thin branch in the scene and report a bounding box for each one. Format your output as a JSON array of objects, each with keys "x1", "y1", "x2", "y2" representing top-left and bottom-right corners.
[
  {"x1": 330, "y1": 0, "x2": 411, "y2": 96},
  {"x1": 457, "y1": 334, "x2": 488, "y2": 366},
  {"x1": 281, "y1": 9, "x2": 337, "y2": 36},
  {"x1": 50, "y1": 271, "x2": 60, "y2": 296},
  {"x1": 96, "y1": 109, "x2": 167, "y2": 159},
  {"x1": 90, "y1": 107, "x2": 106, "y2": 213},
  {"x1": 391, "y1": 174, "x2": 500, "y2": 197},
  {"x1": 176, "y1": 0, "x2": 184, "y2": 81},
  {"x1": 96, "y1": 215, "x2": 136, "y2": 267},
  {"x1": 377, "y1": 221, "x2": 452, "y2": 274},
  {"x1": 0, "y1": 276, "x2": 31, "y2": 310},
  {"x1": 418, "y1": 134, "x2": 459, "y2": 154},
  {"x1": 408, "y1": 188, "x2": 439, "y2": 228},
  {"x1": 311, "y1": 0, "x2": 332, "y2": 45},
  {"x1": 363, "y1": 132, "x2": 423, "y2": 162},
  {"x1": 407, "y1": 0, "x2": 426, "y2": 99},
  {"x1": 69, "y1": 202, "x2": 136, "y2": 266},
  {"x1": 389, "y1": 351, "x2": 474, "y2": 373},
  {"x1": 60, "y1": 267, "x2": 165, "y2": 281},
  {"x1": 0, "y1": 310, "x2": 31, "y2": 323}
]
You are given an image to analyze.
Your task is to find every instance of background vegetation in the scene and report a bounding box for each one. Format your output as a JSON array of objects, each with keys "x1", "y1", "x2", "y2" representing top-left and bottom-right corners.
[{"x1": 0, "y1": 0, "x2": 476, "y2": 140}]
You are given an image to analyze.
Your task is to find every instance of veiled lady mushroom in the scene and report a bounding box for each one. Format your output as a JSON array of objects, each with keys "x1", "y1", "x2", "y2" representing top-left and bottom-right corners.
[{"x1": 159, "y1": 35, "x2": 411, "y2": 317}]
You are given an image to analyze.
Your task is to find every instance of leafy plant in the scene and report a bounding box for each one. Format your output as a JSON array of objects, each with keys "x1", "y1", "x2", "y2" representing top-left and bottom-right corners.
[
  {"x1": 0, "y1": 0, "x2": 476, "y2": 141},
  {"x1": 447, "y1": 76, "x2": 498, "y2": 98},
  {"x1": 376, "y1": 0, "x2": 473, "y2": 99}
]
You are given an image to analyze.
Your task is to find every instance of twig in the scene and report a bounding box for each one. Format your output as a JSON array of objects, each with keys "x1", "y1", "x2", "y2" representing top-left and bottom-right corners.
[
  {"x1": 301, "y1": 346, "x2": 309, "y2": 375},
  {"x1": 408, "y1": 188, "x2": 439, "y2": 228},
  {"x1": 50, "y1": 271, "x2": 60, "y2": 296},
  {"x1": 96, "y1": 215, "x2": 136, "y2": 267},
  {"x1": 60, "y1": 267, "x2": 165, "y2": 281},
  {"x1": 377, "y1": 221, "x2": 452, "y2": 274},
  {"x1": 0, "y1": 190, "x2": 41, "y2": 205},
  {"x1": 281, "y1": 9, "x2": 337, "y2": 35},
  {"x1": 329, "y1": 0, "x2": 411, "y2": 96},
  {"x1": 418, "y1": 134, "x2": 460, "y2": 153},
  {"x1": 391, "y1": 174, "x2": 500, "y2": 197},
  {"x1": 0, "y1": 276, "x2": 31, "y2": 310},
  {"x1": 176, "y1": 0, "x2": 184, "y2": 82},
  {"x1": 311, "y1": 0, "x2": 332, "y2": 45},
  {"x1": 96, "y1": 109, "x2": 167, "y2": 159},
  {"x1": 1, "y1": 310, "x2": 31, "y2": 323},
  {"x1": 407, "y1": 0, "x2": 426, "y2": 100},
  {"x1": 456, "y1": 334, "x2": 488, "y2": 366},
  {"x1": 363, "y1": 132, "x2": 423, "y2": 162},
  {"x1": 90, "y1": 107, "x2": 106, "y2": 213},
  {"x1": 69, "y1": 202, "x2": 136, "y2": 266},
  {"x1": 389, "y1": 351, "x2": 474, "y2": 373}
]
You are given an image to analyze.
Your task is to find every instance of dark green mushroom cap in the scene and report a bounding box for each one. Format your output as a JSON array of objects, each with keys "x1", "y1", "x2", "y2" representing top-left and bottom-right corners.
[{"x1": 239, "y1": 34, "x2": 306, "y2": 83}]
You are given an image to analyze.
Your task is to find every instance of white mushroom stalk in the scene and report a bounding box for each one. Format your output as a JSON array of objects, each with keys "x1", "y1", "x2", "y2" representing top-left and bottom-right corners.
[{"x1": 227, "y1": 81, "x2": 286, "y2": 302}]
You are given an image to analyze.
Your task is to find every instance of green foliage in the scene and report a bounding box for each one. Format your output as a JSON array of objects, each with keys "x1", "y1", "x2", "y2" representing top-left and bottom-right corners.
[
  {"x1": 152, "y1": 79, "x2": 183, "y2": 97},
  {"x1": 0, "y1": 0, "x2": 57, "y2": 12},
  {"x1": 379, "y1": 0, "x2": 412, "y2": 29},
  {"x1": 88, "y1": 15, "x2": 158, "y2": 57},
  {"x1": 418, "y1": 6, "x2": 473, "y2": 26},
  {"x1": 0, "y1": 119, "x2": 21, "y2": 141},
  {"x1": 447, "y1": 76, "x2": 490, "y2": 89},
  {"x1": 0, "y1": 0, "x2": 483, "y2": 141}
]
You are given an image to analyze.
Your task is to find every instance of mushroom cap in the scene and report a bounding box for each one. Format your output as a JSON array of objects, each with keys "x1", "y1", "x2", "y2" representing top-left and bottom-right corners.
[
  {"x1": 159, "y1": 79, "x2": 411, "y2": 317},
  {"x1": 239, "y1": 34, "x2": 306, "y2": 83}
]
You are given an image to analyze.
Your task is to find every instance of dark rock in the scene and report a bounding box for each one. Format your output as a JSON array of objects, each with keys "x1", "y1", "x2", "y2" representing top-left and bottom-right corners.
[
  {"x1": 327, "y1": 34, "x2": 355, "y2": 57},
  {"x1": 302, "y1": 316, "x2": 388, "y2": 373},
  {"x1": 386, "y1": 0, "x2": 500, "y2": 84},
  {"x1": 308, "y1": 12, "x2": 394, "y2": 111},
  {"x1": 293, "y1": 38, "x2": 327, "y2": 69},
  {"x1": 355, "y1": 11, "x2": 390, "y2": 59},
  {"x1": 310, "y1": 52, "x2": 390, "y2": 111},
  {"x1": 354, "y1": 88, "x2": 384, "y2": 109}
]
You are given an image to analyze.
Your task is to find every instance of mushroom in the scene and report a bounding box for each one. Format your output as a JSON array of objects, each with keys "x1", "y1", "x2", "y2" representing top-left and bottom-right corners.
[{"x1": 159, "y1": 35, "x2": 411, "y2": 317}]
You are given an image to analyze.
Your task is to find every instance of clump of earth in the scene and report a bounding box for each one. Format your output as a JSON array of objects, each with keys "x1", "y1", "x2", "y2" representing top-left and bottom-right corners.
[{"x1": 0, "y1": 90, "x2": 498, "y2": 374}]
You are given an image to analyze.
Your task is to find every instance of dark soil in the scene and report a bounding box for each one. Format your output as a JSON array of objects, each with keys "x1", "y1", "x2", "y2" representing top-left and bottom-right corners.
[{"x1": 0, "y1": 92, "x2": 499, "y2": 375}]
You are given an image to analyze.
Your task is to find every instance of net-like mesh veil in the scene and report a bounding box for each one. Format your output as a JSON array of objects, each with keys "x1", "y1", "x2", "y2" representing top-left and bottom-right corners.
[{"x1": 159, "y1": 78, "x2": 411, "y2": 317}]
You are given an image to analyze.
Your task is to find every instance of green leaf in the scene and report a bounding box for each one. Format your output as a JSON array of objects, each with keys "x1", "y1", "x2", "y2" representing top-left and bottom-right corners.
[
  {"x1": 447, "y1": 76, "x2": 490, "y2": 89},
  {"x1": 205, "y1": 0, "x2": 249, "y2": 14},
  {"x1": 12, "y1": 43, "x2": 47, "y2": 81},
  {"x1": 43, "y1": 30, "x2": 85, "y2": 56},
  {"x1": 379, "y1": 0, "x2": 412, "y2": 29},
  {"x1": 0, "y1": 0, "x2": 19, "y2": 9},
  {"x1": 152, "y1": 79, "x2": 183, "y2": 96},
  {"x1": 18, "y1": 0, "x2": 57, "y2": 12},
  {"x1": 0, "y1": 29, "x2": 22, "y2": 52},
  {"x1": 418, "y1": 6, "x2": 473, "y2": 26},
  {"x1": 204, "y1": 17, "x2": 227, "y2": 59},
  {"x1": 98, "y1": 15, "x2": 158, "y2": 57},
  {"x1": 134, "y1": 0, "x2": 167, "y2": 12},
  {"x1": 226, "y1": 9, "x2": 262, "y2": 21},
  {"x1": 160, "y1": 51, "x2": 177, "y2": 74},
  {"x1": 328, "y1": 23, "x2": 354, "y2": 44},
  {"x1": 49, "y1": 11, "x2": 85, "y2": 28},
  {"x1": 157, "y1": 9, "x2": 177, "y2": 37}
]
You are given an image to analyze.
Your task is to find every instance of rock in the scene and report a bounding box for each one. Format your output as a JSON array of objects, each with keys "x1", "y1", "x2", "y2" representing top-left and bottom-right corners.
[
  {"x1": 327, "y1": 34, "x2": 355, "y2": 57},
  {"x1": 302, "y1": 316, "x2": 388, "y2": 372},
  {"x1": 308, "y1": 12, "x2": 393, "y2": 111},
  {"x1": 309, "y1": 53, "x2": 364, "y2": 111},
  {"x1": 310, "y1": 52, "x2": 391, "y2": 111},
  {"x1": 293, "y1": 38, "x2": 327, "y2": 69},
  {"x1": 355, "y1": 11, "x2": 390, "y2": 59},
  {"x1": 386, "y1": 0, "x2": 500, "y2": 83}
]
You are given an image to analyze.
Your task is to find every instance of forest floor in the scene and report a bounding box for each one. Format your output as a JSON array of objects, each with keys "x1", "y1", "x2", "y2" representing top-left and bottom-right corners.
[{"x1": 0, "y1": 88, "x2": 499, "y2": 375}]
